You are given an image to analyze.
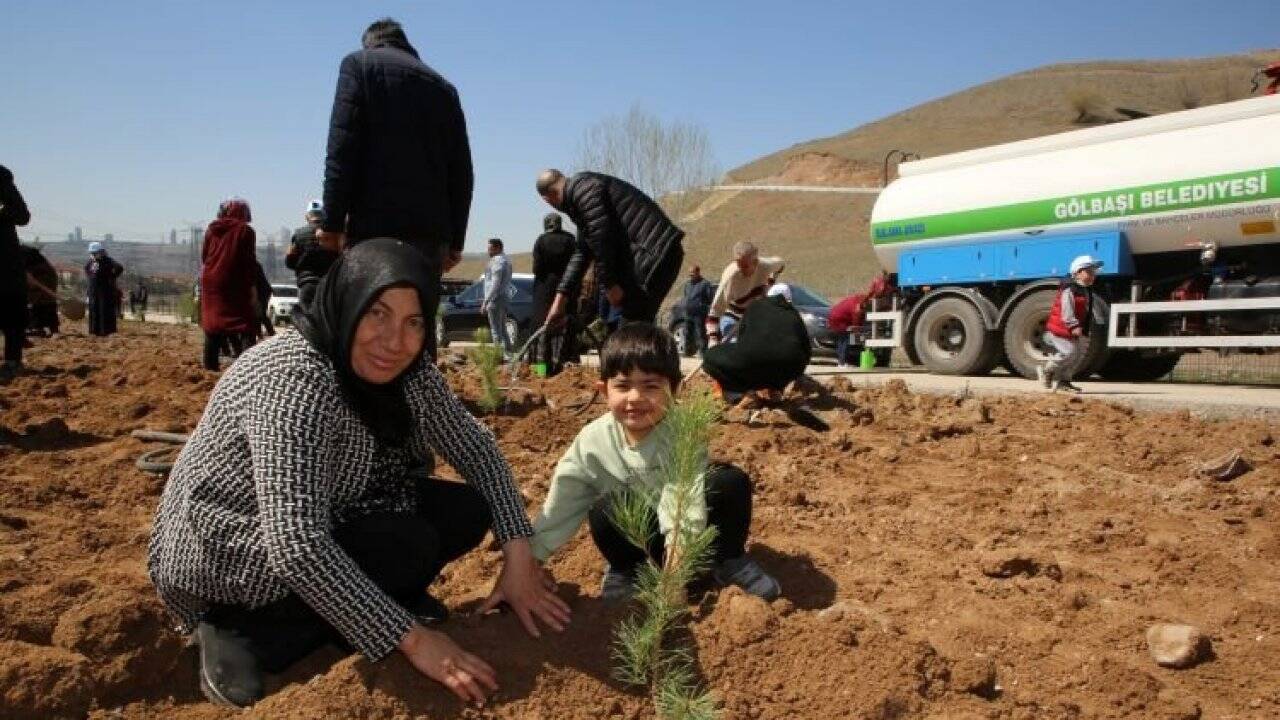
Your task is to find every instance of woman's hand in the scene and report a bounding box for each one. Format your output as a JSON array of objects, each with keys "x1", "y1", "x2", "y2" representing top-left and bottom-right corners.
[
  {"x1": 478, "y1": 538, "x2": 572, "y2": 638},
  {"x1": 398, "y1": 624, "x2": 497, "y2": 707}
]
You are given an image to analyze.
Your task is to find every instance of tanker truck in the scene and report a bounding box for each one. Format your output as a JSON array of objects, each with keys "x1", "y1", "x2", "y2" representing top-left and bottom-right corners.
[{"x1": 864, "y1": 94, "x2": 1280, "y2": 381}]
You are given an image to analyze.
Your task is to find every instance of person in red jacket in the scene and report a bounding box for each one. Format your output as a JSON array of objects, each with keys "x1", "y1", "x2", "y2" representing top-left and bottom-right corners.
[
  {"x1": 828, "y1": 293, "x2": 867, "y2": 367},
  {"x1": 1040, "y1": 255, "x2": 1101, "y2": 393},
  {"x1": 200, "y1": 198, "x2": 260, "y2": 370}
]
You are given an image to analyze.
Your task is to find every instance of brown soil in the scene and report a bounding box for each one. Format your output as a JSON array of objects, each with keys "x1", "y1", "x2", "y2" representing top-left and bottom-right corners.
[{"x1": 2, "y1": 324, "x2": 1278, "y2": 719}]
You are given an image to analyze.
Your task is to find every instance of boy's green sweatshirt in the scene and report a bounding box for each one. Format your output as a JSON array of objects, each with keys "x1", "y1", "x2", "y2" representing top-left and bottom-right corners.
[{"x1": 530, "y1": 411, "x2": 707, "y2": 562}]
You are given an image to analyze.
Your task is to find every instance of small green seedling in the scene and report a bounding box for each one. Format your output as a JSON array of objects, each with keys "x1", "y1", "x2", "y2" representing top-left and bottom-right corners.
[
  {"x1": 608, "y1": 390, "x2": 722, "y2": 720},
  {"x1": 467, "y1": 327, "x2": 505, "y2": 413}
]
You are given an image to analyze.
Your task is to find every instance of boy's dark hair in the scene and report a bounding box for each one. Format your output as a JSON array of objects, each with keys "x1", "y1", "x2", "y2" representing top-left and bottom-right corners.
[{"x1": 600, "y1": 323, "x2": 681, "y2": 391}]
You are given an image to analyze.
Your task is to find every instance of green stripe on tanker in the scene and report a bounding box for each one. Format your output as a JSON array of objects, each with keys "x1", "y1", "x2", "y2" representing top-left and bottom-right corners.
[{"x1": 872, "y1": 167, "x2": 1280, "y2": 245}]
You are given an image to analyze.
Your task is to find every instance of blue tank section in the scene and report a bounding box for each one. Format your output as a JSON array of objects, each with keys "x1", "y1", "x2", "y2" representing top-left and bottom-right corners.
[{"x1": 896, "y1": 231, "x2": 1135, "y2": 287}]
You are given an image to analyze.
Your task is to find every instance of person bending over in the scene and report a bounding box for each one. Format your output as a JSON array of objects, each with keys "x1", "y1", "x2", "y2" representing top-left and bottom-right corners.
[
  {"x1": 702, "y1": 283, "x2": 811, "y2": 404},
  {"x1": 149, "y1": 239, "x2": 569, "y2": 709}
]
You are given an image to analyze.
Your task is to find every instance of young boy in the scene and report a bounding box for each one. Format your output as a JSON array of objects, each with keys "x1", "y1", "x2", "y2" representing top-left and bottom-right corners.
[
  {"x1": 530, "y1": 323, "x2": 780, "y2": 601},
  {"x1": 1039, "y1": 254, "x2": 1102, "y2": 393}
]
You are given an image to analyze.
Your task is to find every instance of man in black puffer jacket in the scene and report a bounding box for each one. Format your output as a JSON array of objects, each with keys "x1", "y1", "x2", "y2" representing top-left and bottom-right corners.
[
  {"x1": 319, "y1": 18, "x2": 472, "y2": 353},
  {"x1": 536, "y1": 169, "x2": 684, "y2": 326}
]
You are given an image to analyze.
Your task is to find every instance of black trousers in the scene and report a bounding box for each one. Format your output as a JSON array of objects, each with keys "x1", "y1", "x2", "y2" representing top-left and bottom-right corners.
[
  {"x1": 204, "y1": 478, "x2": 491, "y2": 673},
  {"x1": 2, "y1": 321, "x2": 22, "y2": 365},
  {"x1": 620, "y1": 245, "x2": 684, "y2": 324},
  {"x1": 202, "y1": 332, "x2": 255, "y2": 371},
  {"x1": 587, "y1": 464, "x2": 752, "y2": 577}
]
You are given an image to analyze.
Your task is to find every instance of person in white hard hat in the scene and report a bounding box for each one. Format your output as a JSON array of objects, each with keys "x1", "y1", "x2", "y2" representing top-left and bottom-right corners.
[
  {"x1": 1039, "y1": 255, "x2": 1102, "y2": 393},
  {"x1": 84, "y1": 241, "x2": 124, "y2": 336},
  {"x1": 286, "y1": 199, "x2": 337, "y2": 307}
]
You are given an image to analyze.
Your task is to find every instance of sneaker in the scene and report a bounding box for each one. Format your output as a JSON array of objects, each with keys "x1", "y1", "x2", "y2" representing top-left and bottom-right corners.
[
  {"x1": 407, "y1": 593, "x2": 450, "y2": 625},
  {"x1": 1035, "y1": 364, "x2": 1050, "y2": 388},
  {"x1": 713, "y1": 556, "x2": 781, "y2": 601},
  {"x1": 600, "y1": 565, "x2": 636, "y2": 602},
  {"x1": 196, "y1": 622, "x2": 264, "y2": 709},
  {"x1": 1052, "y1": 380, "x2": 1083, "y2": 394}
]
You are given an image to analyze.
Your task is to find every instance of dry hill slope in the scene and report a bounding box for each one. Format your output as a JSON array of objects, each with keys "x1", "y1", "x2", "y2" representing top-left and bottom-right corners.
[{"x1": 679, "y1": 51, "x2": 1280, "y2": 300}]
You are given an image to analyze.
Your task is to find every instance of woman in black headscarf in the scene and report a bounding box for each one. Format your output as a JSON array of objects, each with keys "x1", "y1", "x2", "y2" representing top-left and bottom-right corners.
[{"x1": 149, "y1": 239, "x2": 570, "y2": 709}]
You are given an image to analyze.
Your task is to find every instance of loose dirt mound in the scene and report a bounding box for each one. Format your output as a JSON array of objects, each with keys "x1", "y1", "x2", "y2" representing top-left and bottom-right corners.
[{"x1": 2, "y1": 325, "x2": 1278, "y2": 718}]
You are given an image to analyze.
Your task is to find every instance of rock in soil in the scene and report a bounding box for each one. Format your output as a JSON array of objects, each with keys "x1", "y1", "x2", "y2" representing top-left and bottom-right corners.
[{"x1": 1146, "y1": 624, "x2": 1210, "y2": 669}]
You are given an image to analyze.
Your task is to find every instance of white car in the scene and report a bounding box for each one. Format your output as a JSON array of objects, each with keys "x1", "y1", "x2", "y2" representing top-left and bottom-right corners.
[{"x1": 268, "y1": 284, "x2": 300, "y2": 323}]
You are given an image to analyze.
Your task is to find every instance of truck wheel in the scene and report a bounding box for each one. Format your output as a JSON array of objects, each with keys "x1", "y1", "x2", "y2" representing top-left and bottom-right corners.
[
  {"x1": 1002, "y1": 289, "x2": 1107, "y2": 380},
  {"x1": 911, "y1": 297, "x2": 998, "y2": 375},
  {"x1": 1097, "y1": 351, "x2": 1181, "y2": 382}
]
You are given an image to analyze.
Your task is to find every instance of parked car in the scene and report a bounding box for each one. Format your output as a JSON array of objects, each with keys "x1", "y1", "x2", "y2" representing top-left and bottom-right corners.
[
  {"x1": 439, "y1": 277, "x2": 472, "y2": 304},
  {"x1": 665, "y1": 282, "x2": 837, "y2": 356},
  {"x1": 437, "y1": 274, "x2": 536, "y2": 349},
  {"x1": 268, "y1": 284, "x2": 299, "y2": 324}
]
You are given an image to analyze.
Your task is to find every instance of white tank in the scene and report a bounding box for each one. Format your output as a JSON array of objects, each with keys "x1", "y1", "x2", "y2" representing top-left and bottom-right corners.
[{"x1": 870, "y1": 95, "x2": 1280, "y2": 272}]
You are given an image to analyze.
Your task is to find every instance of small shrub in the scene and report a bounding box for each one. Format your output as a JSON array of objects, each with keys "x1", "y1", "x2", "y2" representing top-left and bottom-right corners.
[
  {"x1": 1176, "y1": 76, "x2": 1202, "y2": 110},
  {"x1": 176, "y1": 291, "x2": 197, "y2": 324},
  {"x1": 1066, "y1": 87, "x2": 1107, "y2": 124},
  {"x1": 467, "y1": 327, "x2": 504, "y2": 413}
]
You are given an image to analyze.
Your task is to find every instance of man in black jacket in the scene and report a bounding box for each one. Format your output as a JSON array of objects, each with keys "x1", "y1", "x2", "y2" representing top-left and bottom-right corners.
[
  {"x1": 531, "y1": 213, "x2": 577, "y2": 375},
  {"x1": 285, "y1": 200, "x2": 336, "y2": 308},
  {"x1": 1, "y1": 165, "x2": 31, "y2": 375},
  {"x1": 318, "y1": 18, "x2": 473, "y2": 352},
  {"x1": 536, "y1": 169, "x2": 684, "y2": 326}
]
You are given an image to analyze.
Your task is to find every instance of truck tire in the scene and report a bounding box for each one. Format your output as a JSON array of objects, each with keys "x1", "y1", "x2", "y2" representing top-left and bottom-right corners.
[
  {"x1": 1002, "y1": 289, "x2": 1106, "y2": 380},
  {"x1": 1097, "y1": 350, "x2": 1181, "y2": 382},
  {"x1": 911, "y1": 297, "x2": 998, "y2": 375}
]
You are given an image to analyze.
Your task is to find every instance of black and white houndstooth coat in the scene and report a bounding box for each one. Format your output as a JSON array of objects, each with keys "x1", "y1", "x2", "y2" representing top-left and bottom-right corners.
[{"x1": 148, "y1": 330, "x2": 533, "y2": 659}]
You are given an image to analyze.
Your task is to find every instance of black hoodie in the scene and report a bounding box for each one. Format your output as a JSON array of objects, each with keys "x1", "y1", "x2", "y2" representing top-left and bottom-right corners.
[{"x1": 322, "y1": 32, "x2": 473, "y2": 255}]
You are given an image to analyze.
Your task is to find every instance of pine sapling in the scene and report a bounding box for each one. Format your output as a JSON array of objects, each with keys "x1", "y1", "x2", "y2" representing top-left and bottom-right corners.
[
  {"x1": 467, "y1": 327, "x2": 504, "y2": 413},
  {"x1": 607, "y1": 390, "x2": 721, "y2": 720}
]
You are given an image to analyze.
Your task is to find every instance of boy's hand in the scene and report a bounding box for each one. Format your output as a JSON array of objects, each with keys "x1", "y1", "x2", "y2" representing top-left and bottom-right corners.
[{"x1": 478, "y1": 538, "x2": 571, "y2": 638}]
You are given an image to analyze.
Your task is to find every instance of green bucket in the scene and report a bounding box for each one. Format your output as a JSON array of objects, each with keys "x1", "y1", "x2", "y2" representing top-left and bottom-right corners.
[
  {"x1": 532, "y1": 363, "x2": 548, "y2": 378},
  {"x1": 858, "y1": 348, "x2": 877, "y2": 371}
]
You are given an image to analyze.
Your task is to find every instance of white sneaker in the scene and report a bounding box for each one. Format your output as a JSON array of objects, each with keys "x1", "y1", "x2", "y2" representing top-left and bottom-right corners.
[
  {"x1": 1035, "y1": 364, "x2": 1050, "y2": 389},
  {"x1": 1052, "y1": 380, "x2": 1083, "y2": 394}
]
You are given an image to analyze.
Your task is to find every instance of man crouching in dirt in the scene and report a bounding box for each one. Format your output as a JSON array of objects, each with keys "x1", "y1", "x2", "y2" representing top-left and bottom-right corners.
[
  {"x1": 148, "y1": 240, "x2": 570, "y2": 709},
  {"x1": 515, "y1": 323, "x2": 781, "y2": 603}
]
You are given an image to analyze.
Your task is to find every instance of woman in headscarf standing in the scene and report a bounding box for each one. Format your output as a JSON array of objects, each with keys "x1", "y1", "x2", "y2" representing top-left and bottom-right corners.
[
  {"x1": 200, "y1": 198, "x2": 259, "y2": 369},
  {"x1": 85, "y1": 241, "x2": 124, "y2": 336},
  {"x1": 149, "y1": 239, "x2": 569, "y2": 709}
]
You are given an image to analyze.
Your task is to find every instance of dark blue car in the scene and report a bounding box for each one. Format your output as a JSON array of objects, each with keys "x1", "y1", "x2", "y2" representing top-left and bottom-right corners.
[{"x1": 436, "y1": 274, "x2": 536, "y2": 349}]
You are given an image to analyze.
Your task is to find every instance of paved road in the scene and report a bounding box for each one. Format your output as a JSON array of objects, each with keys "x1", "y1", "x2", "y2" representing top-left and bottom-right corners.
[
  {"x1": 556, "y1": 350, "x2": 1280, "y2": 420},
  {"x1": 798, "y1": 364, "x2": 1280, "y2": 419}
]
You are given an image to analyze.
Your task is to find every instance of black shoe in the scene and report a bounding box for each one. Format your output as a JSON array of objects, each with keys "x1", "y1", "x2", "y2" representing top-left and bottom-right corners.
[
  {"x1": 196, "y1": 621, "x2": 264, "y2": 708},
  {"x1": 407, "y1": 593, "x2": 450, "y2": 625}
]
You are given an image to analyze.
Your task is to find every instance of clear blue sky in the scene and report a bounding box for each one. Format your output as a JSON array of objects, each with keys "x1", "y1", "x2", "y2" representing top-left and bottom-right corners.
[{"x1": 2, "y1": 0, "x2": 1274, "y2": 252}]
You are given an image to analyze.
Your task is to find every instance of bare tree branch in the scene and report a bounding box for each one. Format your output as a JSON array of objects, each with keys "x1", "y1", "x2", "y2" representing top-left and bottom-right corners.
[{"x1": 574, "y1": 104, "x2": 720, "y2": 220}]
